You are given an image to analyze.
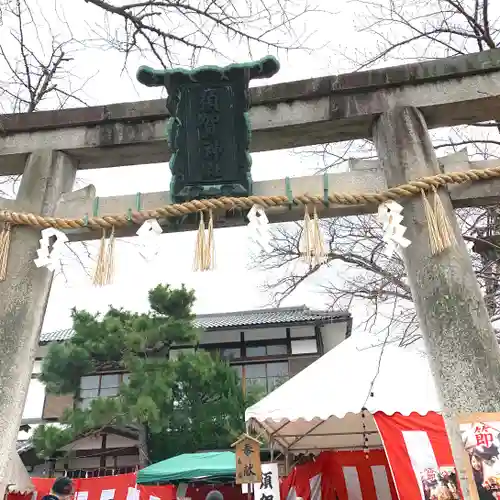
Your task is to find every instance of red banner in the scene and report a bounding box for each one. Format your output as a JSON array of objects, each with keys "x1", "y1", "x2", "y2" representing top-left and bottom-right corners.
[
  {"x1": 280, "y1": 450, "x2": 397, "y2": 500},
  {"x1": 7, "y1": 473, "x2": 175, "y2": 500},
  {"x1": 374, "y1": 411, "x2": 461, "y2": 500}
]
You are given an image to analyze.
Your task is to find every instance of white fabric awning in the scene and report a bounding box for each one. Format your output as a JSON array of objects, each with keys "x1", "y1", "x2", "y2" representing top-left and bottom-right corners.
[
  {"x1": 245, "y1": 336, "x2": 441, "y2": 453},
  {"x1": 7, "y1": 452, "x2": 34, "y2": 494}
]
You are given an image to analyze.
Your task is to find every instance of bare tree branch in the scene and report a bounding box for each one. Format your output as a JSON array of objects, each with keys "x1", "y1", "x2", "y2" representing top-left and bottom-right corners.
[
  {"x1": 80, "y1": 0, "x2": 327, "y2": 66},
  {"x1": 0, "y1": 0, "x2": 97, "y2": 270},
  {"x1": 257, "y1": 0, "x2": 500, "y2": 345},
  {"x1": 0, "y1": 0, "x2": 93, "y2": 115}
]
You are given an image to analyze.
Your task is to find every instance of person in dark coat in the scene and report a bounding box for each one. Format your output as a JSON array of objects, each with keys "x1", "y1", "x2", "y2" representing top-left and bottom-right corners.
[{"x1": 41, "y1": 477, "x2": 74, "y2": 500}]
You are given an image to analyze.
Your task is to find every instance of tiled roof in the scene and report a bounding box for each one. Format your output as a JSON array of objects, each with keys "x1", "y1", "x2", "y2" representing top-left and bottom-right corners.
[
  {"x1": 40, "y1": 306, "x2": 349, "y2": 343},
  {"x1": 16, "y1": 440, "x2": 34, "y2": 453},
  {"x1": 40, "y1": 328, "x2": 74, "y2": 343},
  {"x1": 195, "y1": 306, "x2": 348, "y2": 330}
]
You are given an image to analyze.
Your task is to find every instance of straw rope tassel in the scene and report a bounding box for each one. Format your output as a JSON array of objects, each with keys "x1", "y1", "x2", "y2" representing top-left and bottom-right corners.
[
  {"x1": 421, "y1": 189, "x2": 443, "y2": 255},
  {"x1": 205, "y1": 209, "x2": 215, "y2": 271},
  {"x1": 299, "y1": 206, "x2": 313, "y2": 265},
  {"x1": 311, "y1": 207, "x2": 327, "y2": 266},
  {"x1": 432, "y1": 185, "x2": 456, "y2": 251},
  {"x1": 103, "y1": 226, "x2": 116, "y2": 285},
  {"x1": 193, "y1": 212, "x2": 206, "y2": 272},
  {"x1": 0, "y1": 223, "x2": 12, "y2": 281},
  {"x1": 93, "y1": 229, "x2": 107, "y2": 286}
]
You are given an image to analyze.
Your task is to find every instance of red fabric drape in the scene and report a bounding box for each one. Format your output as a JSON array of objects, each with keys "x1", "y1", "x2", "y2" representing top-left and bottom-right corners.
[
  {"x1": 7, "y1": 473, "x2": 176, "y2": 500},
  {"x1": 374, "y1": 412, "x2": 459, "y2": 500},
  {"x1": 280, "y1": 450, "x2": 397, "y2": 500}
]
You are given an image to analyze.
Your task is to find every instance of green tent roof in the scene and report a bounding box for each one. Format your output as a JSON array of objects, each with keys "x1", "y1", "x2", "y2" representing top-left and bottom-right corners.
[{"x1": 137, "y1": 451, "x2": 236, "y2": 485}]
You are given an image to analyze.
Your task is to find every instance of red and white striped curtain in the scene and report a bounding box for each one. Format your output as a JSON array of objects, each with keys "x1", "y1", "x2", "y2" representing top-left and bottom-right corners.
[
  {"x1": 281, "y1": 449, "x2": 398, "y2": 500},
  {"x1": 373, "y1": 412, "x2": 460, "y2": 500}
]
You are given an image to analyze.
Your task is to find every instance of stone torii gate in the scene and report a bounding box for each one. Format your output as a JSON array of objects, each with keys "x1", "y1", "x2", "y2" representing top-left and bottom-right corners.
[{"x1": 2, "y1": 49, "x2": 500, "y2": 497}]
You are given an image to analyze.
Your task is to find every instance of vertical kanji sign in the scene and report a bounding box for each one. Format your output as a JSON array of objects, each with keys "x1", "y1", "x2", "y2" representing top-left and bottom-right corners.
[
  {"x1": 233, "y1": 434, "x2": 262, "y2": 484},
  {"x1": 253, "y1": 463, "x2": 280, "y2": 500},
  {"x1": 136, "y1": 56, "x2": 280, "y2": 203}
]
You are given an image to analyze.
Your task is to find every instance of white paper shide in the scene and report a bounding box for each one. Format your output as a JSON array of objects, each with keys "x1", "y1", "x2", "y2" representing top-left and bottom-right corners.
[
  {"x1": 34, "y1": 228, "x2": 68, "y2": 271},
  {"x1": 247, "y1": 205, "x2": 270, "y2": 252},
  {"x1": 377, "y1": 201, "x2": 411, "y2": 257},
  {"x1": 136, "y1": 219, "x2": 163, "y2": 260}
]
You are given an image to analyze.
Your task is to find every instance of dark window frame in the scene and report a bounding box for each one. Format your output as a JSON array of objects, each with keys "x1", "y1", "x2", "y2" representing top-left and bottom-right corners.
[
  {"x1": 168, "y1": 325, "x2": 326, "y2": 394},
  {"x1": 236, "y1": 360, "x2": 290, "y2": 394},
  {"x1": 193, "y1": 328, "x2": 322, "y2": 361},
  {"x1": 79, "y1": 373, "x2": 129, "y2": 409}
]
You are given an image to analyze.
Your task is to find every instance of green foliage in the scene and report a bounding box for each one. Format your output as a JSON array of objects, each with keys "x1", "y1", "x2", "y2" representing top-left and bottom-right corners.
[
  {"x1": 37, "y1": 284, "x2": 254, "y2": 461},
  {"x1": 148, "y1": 351, "x2": 261, "y2": 461},
  {"x1": 32, "y1": 425, "x2": 73, "y2": 459}
]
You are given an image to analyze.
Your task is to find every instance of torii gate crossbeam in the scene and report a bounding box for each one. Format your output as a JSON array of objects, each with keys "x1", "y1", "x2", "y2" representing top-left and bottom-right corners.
[{"x1": 2, "y1": 50, "x2": 500, "y2": 498}]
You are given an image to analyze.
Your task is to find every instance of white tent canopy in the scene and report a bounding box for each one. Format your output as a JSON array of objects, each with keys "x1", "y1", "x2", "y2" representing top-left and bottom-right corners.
[{"x1": 245, "y1": 336, "x2": 442, "y2": 453}]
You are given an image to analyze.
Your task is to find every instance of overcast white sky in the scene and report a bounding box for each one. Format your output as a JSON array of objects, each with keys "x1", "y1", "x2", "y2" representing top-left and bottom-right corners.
[
  {"x1": 12, "y1": 0, "x2": 500, "y2": 436},
  {"x1": 3, "y1": 0, "x2": 494, "y2": 341},
  {"x1": 0, "y1": 0, "x2": 376, "y2": 336}
]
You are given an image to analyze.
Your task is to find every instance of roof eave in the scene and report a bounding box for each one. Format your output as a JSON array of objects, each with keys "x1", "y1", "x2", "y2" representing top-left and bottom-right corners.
[{"x1": 202, "y1": 314, "x2": 351, "y2": 332}]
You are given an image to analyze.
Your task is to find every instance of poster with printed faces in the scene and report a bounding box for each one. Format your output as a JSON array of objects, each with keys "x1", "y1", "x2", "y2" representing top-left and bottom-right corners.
[
  {"x1": 253, "y1": 463, "x2": 280, "y2": 500},
  {"x1": 459, "y1": 413, "x2": 500, "y2": 500}
]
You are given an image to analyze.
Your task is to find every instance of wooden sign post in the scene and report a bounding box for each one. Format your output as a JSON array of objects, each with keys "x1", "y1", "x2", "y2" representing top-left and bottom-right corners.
[{"x1": 232, "y1": 434, "x2": 262, "y2": 485}]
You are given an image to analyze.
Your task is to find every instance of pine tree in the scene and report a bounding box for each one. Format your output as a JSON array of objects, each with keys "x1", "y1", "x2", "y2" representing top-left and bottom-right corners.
[{"x1": 36, "y1": 284, "x2": 257, "y2": 463}]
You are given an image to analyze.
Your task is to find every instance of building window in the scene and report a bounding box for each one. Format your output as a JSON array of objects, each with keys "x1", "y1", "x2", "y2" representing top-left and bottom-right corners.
[
  {"x1": 80, "y1": 374, "x2": 129, "y2": 409},
  {"x1": 291, "y1": 339, "x2": 318, "y2": 355},
  {"x1": 169, "y1": 348, "x2": 195, "y2": 360},
  {"x1": 220, "y1": 347, "x2": 241, "y2": 360},
  {"x1": 232, "y1": 365, "x2": 243, "y2": 378},
  {"x1": 244, "y1": 328, "x2": 287, "y2": 341},
  {"x1": 201, "y1": 346, "x2": 241, "y2": 361},
  {"x1": 246, "y1": 344, "x2": 287, "y2": 357},
  {"x1": 242, "y1": 362, "x2": 289, "y2": 393},
  {"x1": 32, "y1": 360, "x2": 43, "y2": 376}
]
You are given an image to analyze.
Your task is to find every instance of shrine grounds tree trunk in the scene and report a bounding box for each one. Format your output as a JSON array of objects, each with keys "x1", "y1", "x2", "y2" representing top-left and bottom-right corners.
[
  {"x1": 253, "y1": 0, "x2": 500, "y2": 346},
  {"x1": 373, "y1": 106, "x2": 500, "y2": 498},
  {"x1": 138, "y1": 424, "x2": 149, "y2": 468}
]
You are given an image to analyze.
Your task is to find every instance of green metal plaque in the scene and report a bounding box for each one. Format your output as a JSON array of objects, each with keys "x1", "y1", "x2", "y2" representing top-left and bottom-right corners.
[{"x1": 136, "y1": 57, "x2": 280, "y2": 203}]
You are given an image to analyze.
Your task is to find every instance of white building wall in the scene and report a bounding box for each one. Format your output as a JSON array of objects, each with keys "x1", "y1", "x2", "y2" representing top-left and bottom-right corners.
[
  {"x1": 61, "y1": 434, "x2": 103, "y2": 451},
  {"x1": 289, "y1": 326, "x2": 315, "y2": 338},
  {"x1": 321, "y1": 320, "x2": 350, "y2": 352},
  {"x1": 68, "y1": 456, "x2": 101, "y2": 469},
  {"x1": 22, "y1": 378, "x2": 46, "y2": 421}
]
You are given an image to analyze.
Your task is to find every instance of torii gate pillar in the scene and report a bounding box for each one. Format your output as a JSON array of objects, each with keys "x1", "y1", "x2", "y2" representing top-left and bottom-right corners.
[
  {"x1": 0, "y1": 151, "x2": 78, "y2": 497},
  {"x1": 373, "y1": 106, "x2": 500, "y2": 498}
]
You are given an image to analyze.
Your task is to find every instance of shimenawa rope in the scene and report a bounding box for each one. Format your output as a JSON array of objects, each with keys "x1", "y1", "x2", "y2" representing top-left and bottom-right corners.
[{"x1": 0, "y1": 166, "x2": 498, "y2": 231}]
